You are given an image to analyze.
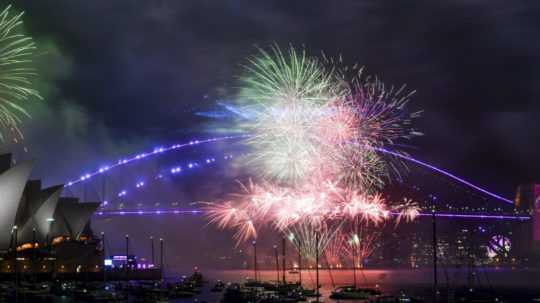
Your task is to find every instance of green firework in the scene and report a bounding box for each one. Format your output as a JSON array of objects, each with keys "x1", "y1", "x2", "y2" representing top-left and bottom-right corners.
[{"x1": 0, "y1": 5, "x2": 41, "y2": 141}]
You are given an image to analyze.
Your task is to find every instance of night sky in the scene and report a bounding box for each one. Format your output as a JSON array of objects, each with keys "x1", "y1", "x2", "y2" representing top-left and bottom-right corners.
[{"x1": 2, "y1": 0, "x2": 540, "y2": 199}]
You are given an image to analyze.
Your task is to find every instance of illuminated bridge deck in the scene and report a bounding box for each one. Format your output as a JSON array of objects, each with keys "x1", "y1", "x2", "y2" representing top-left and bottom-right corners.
[{"x1": 94, "y1": 209, "x2": 531, "y2": 221}]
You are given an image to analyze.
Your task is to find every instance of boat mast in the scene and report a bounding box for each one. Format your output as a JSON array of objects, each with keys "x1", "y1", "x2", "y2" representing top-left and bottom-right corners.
[
  {"x1": 150, "y1": 236, "x2": 155, "y2": 266},
  {"x1": 252, "y1": 240, "x2": 258, "y2": 282},
  {"x1": 125, "y1": 234, "x2": 129, "y2": 281},
  {"x1": 282, "y1": 237, "x2": 286, "y2": 284},
  {"x1": 352, "y1": 241, "x2": 357, "y2": 289},
  {"x1": 315, "y1": 231, "x2": 320, "y2": 302},
  {"x1": 274, "y1": 245, "x2": 280, "y2": 285},
  {"x1": 432, "y1": 211, "x2": 438, "y2": 302},
  {"x1": 160, "y1": 238, "x2": 164, "y2": 281},
  {"x1": 298, "y1": 247, "x2": 302, "y2": 285},
  {"x1": 102, "y1": 232, "x2": 106, "y2": 284}
]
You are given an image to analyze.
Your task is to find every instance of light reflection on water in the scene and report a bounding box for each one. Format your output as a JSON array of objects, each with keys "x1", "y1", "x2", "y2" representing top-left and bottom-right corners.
[{"x1": 166, "y1": 268, "x2": 540, "y2": 303}]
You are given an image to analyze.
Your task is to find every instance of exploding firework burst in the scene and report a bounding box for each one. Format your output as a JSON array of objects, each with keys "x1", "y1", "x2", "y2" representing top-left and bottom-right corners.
[
  {"x1": 342, "y1": 192, "x2": 389, "y2": 225},
  {"x1": 201, "y1": 200, "x2": 258, "y2": 245},
  {"x1": 0, "y1": 5, "x2": 40, "y2": 141},
  {"x1": 239, "y1": 44, "x2": 338, "y2": 105},
  {"x1": 203, "y1": 179, "x2": 420, "y2": 257},
  {"x1": 204, "y1": 44, "x2": 423, "y2": 261},
  {"x1": 394, "y1": 198, "x2": 421, "y2": 225},
  {"x1": 238, "y1": 45, "x2": 421, "y2": 189},
  {"x1": 238, "y1": 45, "x2": 343, "y2": 183}
]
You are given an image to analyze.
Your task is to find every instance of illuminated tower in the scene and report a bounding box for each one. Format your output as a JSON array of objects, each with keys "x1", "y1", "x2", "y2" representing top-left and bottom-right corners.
[{"x1": 514, "y1": 184, "x2": 540, "y2": 256}]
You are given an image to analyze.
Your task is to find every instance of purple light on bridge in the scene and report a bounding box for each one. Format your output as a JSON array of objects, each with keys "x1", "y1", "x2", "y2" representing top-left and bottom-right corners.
[
  {"x1": 96, "y1": 209, "x2": 204, "y2": 216},
  {"x1": 95, "y1": 209, "x2": 529, "y2": 220},
  {"x1": 415, "y1": 212, "x2": 530, "y2": 221},
  {"x1": 374, "y1": 147, "x2": 514, "y2": 204},
  {"x1": 106, "y1": 153, "x2": 234, "y2": 205},
  {"x1": 64, "y1": 135, "x2": 248, "y2": 187},
  {"x1": 68, "y1": 134, "x2": 513, "y2": 209}
]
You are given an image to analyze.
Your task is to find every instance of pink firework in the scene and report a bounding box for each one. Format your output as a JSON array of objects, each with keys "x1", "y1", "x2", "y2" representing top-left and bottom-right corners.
[
  {"x1": 342, "y1": 192, "x2": 389, "y2": 225},
  {"x1": 203, "y1": 177, "x2": 422, "y2": 257},
  {"x1": 394, "y1": 198, "x2": 421, "y2": 225},
  {"x1": 342, "y1": 228, "x2": 380, "y2": 266},
  {"x1": 202, "y1": 201, "x2": 242, "y2": 229},
  {"x1": 202, "y1": 201, "x2": 258, "y2": 245},
  {"x1": 346, "y1": 73, "x2": 423, "y2": 146},
  {"x1": 324, "y1": 232, "x2": 348, "y2": 266},
  {"x1": 232, "y1": 218, "x2": 257, "y2": 244},
  {"x1": 317, "y1": 99, "x2": 358, "y2": 147}
]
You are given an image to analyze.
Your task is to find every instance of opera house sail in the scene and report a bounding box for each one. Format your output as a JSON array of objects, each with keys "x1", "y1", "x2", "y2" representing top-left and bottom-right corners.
[
  {"x1": 0, "y1": 154, "x2": 103, "y2": 274},
  {"x1": 0, "y1": 160, "x2": 33, "y2": 249}
]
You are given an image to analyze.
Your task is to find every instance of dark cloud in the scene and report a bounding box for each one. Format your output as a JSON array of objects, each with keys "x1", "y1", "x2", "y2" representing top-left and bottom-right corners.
[{"x1": 0, "y1": 0, "x2": 538, "y2": 197}]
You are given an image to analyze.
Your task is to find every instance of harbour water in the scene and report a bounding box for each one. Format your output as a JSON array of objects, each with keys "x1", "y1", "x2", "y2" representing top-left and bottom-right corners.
[{"x1": 163, "y1": 268, "x2": 540, "y2": 302}]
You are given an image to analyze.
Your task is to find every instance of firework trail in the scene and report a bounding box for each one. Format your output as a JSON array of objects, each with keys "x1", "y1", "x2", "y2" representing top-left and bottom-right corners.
[
  {"x1": 324, "y1": 232, "x2": 348, "y2": 266},
  {"x1": 287, "y1": 223, "x2": 342, "y2": 261},
  {"x1": 0, "y1": 5, "x2": 41, "y2": 141},
  {"x1": 324, "y1": 232, "x2": 375, "y2": 268}
]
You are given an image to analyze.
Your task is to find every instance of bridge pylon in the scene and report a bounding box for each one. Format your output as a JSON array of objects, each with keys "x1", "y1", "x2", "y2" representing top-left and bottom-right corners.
[{"x1": 514, "y1": 183, "x2": 540, "y2": 258}]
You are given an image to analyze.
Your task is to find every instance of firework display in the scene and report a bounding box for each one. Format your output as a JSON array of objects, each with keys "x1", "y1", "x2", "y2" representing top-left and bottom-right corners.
[
  {"x1": 203, "y1": 178, "x2": 421, "y2": 259},
  {"x1": 0, "y1": 5, "x2": 40, "y2": 141},
  {"x1": 204, "y1": 45, "x2": 422, "y2": 263}
]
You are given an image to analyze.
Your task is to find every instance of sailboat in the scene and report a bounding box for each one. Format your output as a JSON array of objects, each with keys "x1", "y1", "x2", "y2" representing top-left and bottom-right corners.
[{"x1": 330, "y1": 234, "x2": 381, "y2": 300}]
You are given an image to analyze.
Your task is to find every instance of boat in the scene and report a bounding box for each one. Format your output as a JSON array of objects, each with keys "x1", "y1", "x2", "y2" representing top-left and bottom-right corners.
[
  {"x1": 288, "y1": 269, "x2": 299, "y2": 274},
  {"x1": 244, "y1": 278, "x2": 271, "y2": 289},
  {"x1": 168, "y1": 283, "x2": 196, "y2": 298},
  {"x1": 257, "y1": 296, "x2": 298, "y2": 303},
  {"x1": 71, "y1": 284, "x2": 127, "y2": 302},
  {"x1": 172, "y1": 278, "x2": 200, "y2": 295},
  {"x1": 370, "y1": 294, "x2": 423, "y2": 302},
  {"x1": 301, "y1": 288, "x2": 321, "y2": 297},
  {"x1": 86, "y1": 289, "x2": 127, "y2": 302},
  {"x1": 140, "y1": 288, "x2": 170, "y2": 302},
  {"x1": 14, "y1": 284, "x2": 55, "y2": 303},
  {"x1": 330, "y1": 286, "x2": 382, "y2": 300},
  {"x1": 452, "y1": 288, "x2": 503, "y2": 303},
  {"x1": 51, "y1": 281, "x2": 76, "y2": 296},
  {"x1": 211, "y1": 280, "x2": 226, "y2": 292},
  {"x1": 220, "y1": 283, "x2": 258, "y2": 303},
  {"x1": 272, "y1": 283, "x2": 308, "y2": 302},
  {"x1": 185, "y1": 270, "x2": 206, "y2": 287}
]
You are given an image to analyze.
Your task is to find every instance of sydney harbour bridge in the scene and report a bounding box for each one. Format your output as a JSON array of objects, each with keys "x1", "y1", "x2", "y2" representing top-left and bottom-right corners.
[{"x1": 60, "y1": 134, "x2": 538, "y2": 268}]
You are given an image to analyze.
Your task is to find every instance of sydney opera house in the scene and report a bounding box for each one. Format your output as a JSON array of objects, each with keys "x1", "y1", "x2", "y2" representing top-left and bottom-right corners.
[{"x1": 0, "y1": 154, "x2": 102, "y2": 275}]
